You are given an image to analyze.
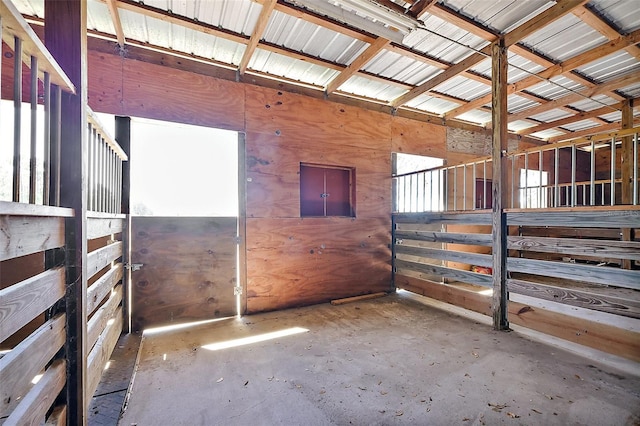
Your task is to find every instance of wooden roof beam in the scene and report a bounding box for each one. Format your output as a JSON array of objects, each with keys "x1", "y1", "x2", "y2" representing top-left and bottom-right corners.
[
  {"x1": 445, "y1": 29, "x2": 640, "y2": 119},
  {"x1": 508, "y1": 71, "x2": 640, "y2": 123},
  {"x1": 408, "y1": 0, "x2": 438, "y2": 19},
  {"x1": 106, "y1": 0, "x2": 126, "y2": 48},
  {"x1": 239, "y1": 0, "x2": 277, "y2": 75},
  {"x1": 325, "y1": 37, "x2": 390, "y2": 94},
  {"x1": 389, "y1": 0, "x2": 588, "y2": 108},
  {"x1": 573, "y1": 5, "x2": 640, "y2": 60},
  {"x1": 517, "y1": 101, "x2": 625, "y2": 135},
  {"x1": 546, "y1": 119, "x2": 640, "y2": 143}
]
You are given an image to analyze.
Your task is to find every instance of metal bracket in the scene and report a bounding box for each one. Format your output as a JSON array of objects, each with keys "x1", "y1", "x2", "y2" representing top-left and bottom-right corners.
[
  {"x1": 234, "y1": 286, "x2": 243, "y2": 296},
  {"x1": 234, "y1": 236, "x2": 241, "y2": 244},
  {"x1": 125, "y1": 263, "x2": 144, "y2": 272}
]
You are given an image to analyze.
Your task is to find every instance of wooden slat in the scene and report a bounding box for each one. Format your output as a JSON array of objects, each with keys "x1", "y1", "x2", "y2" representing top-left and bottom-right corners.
[
  {"x1": 0, "y1": 315, "x2": 65, "y2": 418},
  {"x1": 396, "y1": 259, "x2": 492, "y2": 287},
  {"x1": 87, "y1": 264, "x2": 123, "y2": 315},
  {"x1": 0, "y1": 215, "x2": 65, "y2": 261},
  {"x1": 507, "y1": 210, "x2": 640, "y2": 228},
  {"x1": 105, "y1": 0, "x2": 125, "y2": 47},
  {"x1": 517, "y1": 226, "x2": 622, "y2": 240},
  {"x1": 0, "y1": 0, "x2": 74, "y2": 92},
  {"x1": 87, "y1": 308, "x2": 123, "y2": 400},
  {"x1": 507, "y1": 278, "x2": 640, "y2": 319},
  {"x1": 396, "y1": 230, "x2": 492, "y2": 246},
  {"x1": 45, "y1": 405, "x2": 67, "y2": 426},
  {"x1": 3, "y1": 358, "x2": 66, "y2": 426},
  {"x1": 396, "y1": 245, "x2": 492, "y2": 267},
  {"x1": 87, "y1": 285, "x2": 123, "y2": 352},
  {"x1": 87, "y1": 216, "x2": 124, "y2": 240},
  {"x1": 0, "y1": 268, "x2": 65, "y2": 342},
  {"x1": 0, "y1": 201, "x2": 74, "y2": 217},
  {"x1": 87, "y1": 108, "x2": 128, "y2": 161},
  {"x1": 507, "y1": 257, "x2": 640, "y2": 290},
  {"x1": 507, "y1": 235, "x2": 640, "y2": 261},
  {"x1": 394, "y1": 211, "x2": 492, "y2": 225},
  {"x1": 397, "y1": 274, "x2": 640, "y2": 361},
  {"x1": 87, "y1": 241, "x2": 123, "y2": 280}
]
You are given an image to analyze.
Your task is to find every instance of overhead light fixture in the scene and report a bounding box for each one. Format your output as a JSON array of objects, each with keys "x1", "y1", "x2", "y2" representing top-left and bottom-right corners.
[
  {"x1": 292, "y1": 0, "x2": 416, "y2": 43},
  {"x1": 331, "y1": 0, "x2": 418, "y2": 34}
]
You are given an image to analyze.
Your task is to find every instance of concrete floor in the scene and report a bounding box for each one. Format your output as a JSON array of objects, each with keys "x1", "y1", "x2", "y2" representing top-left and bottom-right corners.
[{"x1": 120, "y1": 292, "x2": 640, "y2": 426}]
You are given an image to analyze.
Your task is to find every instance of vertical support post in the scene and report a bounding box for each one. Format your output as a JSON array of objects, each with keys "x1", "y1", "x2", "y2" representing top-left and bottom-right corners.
[
  {"x1": 483, "y1": 160, "x2": 487, "y2": 209},
  {"x1": 620, "y1": 100, "x2": 633, "y2": 268},
  {"x1": 29, "y1": 55, "x2": 38, "y2": 204},
  {"x1": 13, "y1": 36, "x2": 22, "y2": 202},
  {"x1": 237, "y1": 132, "x2": 248, "y2": 315},
  {"x1": 554, "y1": 147, "x2": 559, "y2": 207},
  {"x1": 571, "y1": 144, "x2": 576, "y2": 207},
  {"x1": 453, "y1": 166, "x2": 457, "y2": 211},
  {"x1": 491, "y1": 39, "x2": 509, "y2": 331},
  {"x1": 611, "y1": 137, "x2": 616, "y2": 206},
  {"x1": 472, "y1": 162, "x2": 476, "y2": 210},
  {"x1": 116, "y1": 115, "x2": 131, "y2": 331},
  {"x1": 590, "y1": 141, "x2": 595, "y2": 206},
  {"x1": 45, "y1": 1, "x2": 88, "y2": 424},
  {"x1": 43, "y1": 73, "x2": 51, "y2": 205},
  {"x1": 463, "y1": 165, "x2": 467, "y2": 211}
]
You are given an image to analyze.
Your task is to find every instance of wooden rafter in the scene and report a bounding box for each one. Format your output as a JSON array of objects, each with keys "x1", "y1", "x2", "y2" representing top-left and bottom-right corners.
[
  {"x1": 445, "y1": 29, "x2": 640, "y2": 119},
  {"x1": 573, "y1": 5, "x2": 640, "y2": 60},
  {"x1": 546, "y1": 119, "x2": 640, "y2": 143},
  {"x1": 508, "y1": 72, "x2": 640, "y2": 123},
  {"x1": 239, "y1": 0, "x2": 277, "y2": 75},
  {"x1": 105, "y1": 0, "x2": 125, "y2": 48},
  {"x1": 517, "y1": 102, "x2": 625, "y2": 135},
  {"x1": 325, "y1": 37, "x2": 390, "y2": 94},
  {"x1": 408, "y1": 0, "x2": 438, "y2": 19},
  {"x1": 389, "y1": 0, "x2": 588, "y2": 108}
]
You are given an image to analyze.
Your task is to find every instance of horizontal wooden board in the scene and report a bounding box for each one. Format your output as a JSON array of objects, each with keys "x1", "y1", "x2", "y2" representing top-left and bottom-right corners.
[
  {"x1": 395, "y1": 231, "x2": 492, "y2": 246},
  {"x1": 0, "y1": 268, "x2": 65, "y2": 342},
  {"x1": 508, "y1": 257, "x2": 640, "y2": 290},
  {"x1": 87, "y1": 216, "x2": 124, "y2": 240},
  {"x1": 0, "y1": 215, "x2": 65, "y2": 261},
  {"x1": 0, "y1": 315, "x2": 65, "y2": 418},
  {"x1": 397, "y1": 275, "x2": 640, "y2": 362},
  {"x1": 246, "y1": 86, "x2": 391, "y2": 148},
  {"x1": 3, "y1": 358, "x2": 66, "y2": 426},
  {"x1": 395, "y1": 259, "x2": 492, "y2": 288},
  {"x1": 394, "y1": 211, "x2": 492, "y2": 225},
  {"x1": 87, "y1": 264, "x2": 123, "y2": 315},
  {"x1": 0, "y1": 201, "x2": 73, "y2": 217},
  {"x1": 517, "y1": 226, "x2": 622, "y2": 240},
  {"x1": 246, "y1": 217, "x2": 391, "y2": 313},
  {"x1": 395, "y1": 245, "x2": 492, "y2": 267},
  {"x1": 132, "y1": 217, "x2": 237, "y2": 331},
  {"x1": 507, "y1": 210, "x2": 640, "y2": 228},
  {"x1": 87, "y1": 242, "x2": 123, "y2": 280},
  {"x1": 507, "y1": 278, "x2": 640, "y2": 319},
  {"x1": 246, "y1": 131, "x2": 390, "y2": 219},
  {"x1": 87, "y1": 285, "x2": 123, "y2": 353},
  {"x1": 87, "y1": 308, "x2": 123, "y2": 401},
  {"x1": 507, "y1": 235, "x2": 640, "y2": 261}
]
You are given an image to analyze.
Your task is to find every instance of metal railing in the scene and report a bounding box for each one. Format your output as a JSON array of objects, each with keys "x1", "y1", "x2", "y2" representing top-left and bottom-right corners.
[{"x1": 394, "y1": 127, "x2": 640, "y2": 212}]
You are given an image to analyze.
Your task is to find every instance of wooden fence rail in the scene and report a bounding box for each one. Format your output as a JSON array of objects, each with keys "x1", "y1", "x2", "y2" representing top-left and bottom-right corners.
[{"x1": 392, "y1": 207, "x2": 640, "y2": 361}]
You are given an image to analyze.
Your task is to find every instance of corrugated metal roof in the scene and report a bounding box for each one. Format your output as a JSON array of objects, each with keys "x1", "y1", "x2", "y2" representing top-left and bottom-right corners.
[
  {"x1": 9, "y1": 0, "x2": 639, "y2": 140},
  {"x1": 561, "y1": 119, "x2": 602, "y2": 132},
  {"x1": 590, "y1": 0, "x2": 640, "y2": 33},
  {"x1": 521, "y1": 14, "x2": 607, "y2": 62},
  {"x1": 363, "y1": 50, "x2": 441, "y2": 85},
  {"x1": 338, "y1": 75, "x2": 408, "y2": 101}
]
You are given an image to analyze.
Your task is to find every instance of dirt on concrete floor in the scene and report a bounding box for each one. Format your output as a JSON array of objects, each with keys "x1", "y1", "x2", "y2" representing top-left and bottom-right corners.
[{"x1": 119, "y1": 292, "x2": 640, "y2": 426}]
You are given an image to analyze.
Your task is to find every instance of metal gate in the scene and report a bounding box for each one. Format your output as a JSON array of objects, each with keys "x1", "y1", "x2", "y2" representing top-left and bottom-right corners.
[{"x1": 130, "y1": 216, "x2": 238, "y2": 331}]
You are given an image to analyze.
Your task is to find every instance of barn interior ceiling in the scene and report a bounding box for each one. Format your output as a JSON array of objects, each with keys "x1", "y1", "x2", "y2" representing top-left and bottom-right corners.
[{"x1": 15, "y1": 0, "x2": 640, "y2": 142}]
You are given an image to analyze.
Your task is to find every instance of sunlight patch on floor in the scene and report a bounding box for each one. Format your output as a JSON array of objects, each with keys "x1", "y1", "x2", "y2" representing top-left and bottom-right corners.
[{"x1": 201, "y1": 327, "x2": 309, "y2": 351}]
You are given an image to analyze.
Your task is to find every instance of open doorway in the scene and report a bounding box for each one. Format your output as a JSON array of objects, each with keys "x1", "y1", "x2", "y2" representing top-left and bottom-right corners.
[{"x1": 95, "y1": 114, "x2": 244, "y2": 331}]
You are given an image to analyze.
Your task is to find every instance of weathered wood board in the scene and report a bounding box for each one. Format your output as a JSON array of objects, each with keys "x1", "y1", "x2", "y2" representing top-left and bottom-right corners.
[
  {"x1": 131, "y1": 217, "x2": 237, "y2": 331},
  {"x1": 246, "y1": 217, "x2": 391, "y2": 313}
]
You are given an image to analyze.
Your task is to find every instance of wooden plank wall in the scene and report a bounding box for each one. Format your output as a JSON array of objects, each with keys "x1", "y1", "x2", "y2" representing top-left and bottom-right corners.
[{"x1": 86, "y1": 48, "x2": 482, "y2": 313}]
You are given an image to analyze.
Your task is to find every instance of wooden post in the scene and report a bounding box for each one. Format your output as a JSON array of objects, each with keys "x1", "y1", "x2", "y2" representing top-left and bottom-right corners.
[
  {"x1": 238, "y1": 132, "x2": 248, "y2": 316},
  {"x1": 621, "y1": 99, "x2": 634, "y2": 269},
  {"x1": 116, "y1": 116, "x2": 132, "y2": 332},
  {"x1": 44, "y1": 1, "x2": 88, "y2": 424},
  {"x1": 491, "y1": 39, "x2": 509, "y2": 330}
]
